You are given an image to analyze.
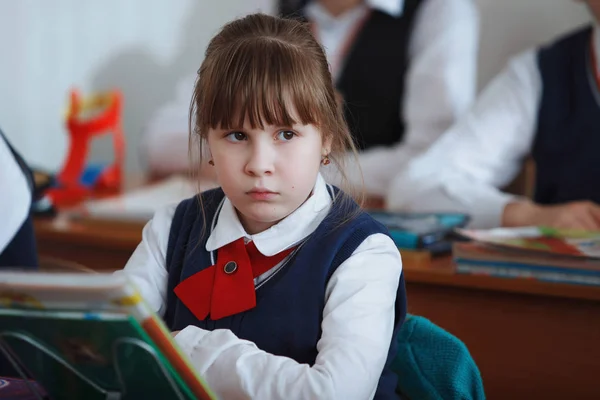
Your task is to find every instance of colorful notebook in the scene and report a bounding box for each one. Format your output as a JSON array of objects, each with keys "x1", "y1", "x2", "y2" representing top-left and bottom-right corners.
[{"x1": 0, "y1": 271, "x2": 216, "y2": 400}]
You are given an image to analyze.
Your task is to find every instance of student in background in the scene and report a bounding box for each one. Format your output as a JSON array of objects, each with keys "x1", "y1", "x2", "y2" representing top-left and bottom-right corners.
[
  {"x1": 144, "y1": 0, "x2": 479, "y2": 198},
  {"x1": 387, "y1": 0, "x2": 600, "y2": 230},
  {"x1": 123, "y1": 14, "x2": 405, "y2": 399},
  {"x1": 0, "y1": 129, "x2": 38, "y2": 269},
  {"x1": 0, "y1": 129, "x2": 37, "y2": 378}
]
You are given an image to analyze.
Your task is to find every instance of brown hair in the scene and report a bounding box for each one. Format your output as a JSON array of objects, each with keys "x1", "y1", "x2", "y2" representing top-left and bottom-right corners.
[{"x1": 188, "y1": 13, "x2": 364, "y2": 207}]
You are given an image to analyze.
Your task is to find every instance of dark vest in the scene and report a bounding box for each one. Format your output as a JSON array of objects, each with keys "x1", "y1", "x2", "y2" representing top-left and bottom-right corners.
[
  {"x1": 533, "y1": 26, "x2": 600, "y2": 204},
  {"x1": 0, "y1": 129, "x2": 38, "y2": 269},
  {"x1": 165, "y1": 188, "x2": 407, "y2": 399},
  {"x1": 279, "y1": 0, "x2": 423, "y2": 150}
]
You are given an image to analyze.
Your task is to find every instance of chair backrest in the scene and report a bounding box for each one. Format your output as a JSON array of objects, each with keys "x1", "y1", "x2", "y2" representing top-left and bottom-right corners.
[{"x1": 391, "y1": 315, "x2": 485, "y2": 400}]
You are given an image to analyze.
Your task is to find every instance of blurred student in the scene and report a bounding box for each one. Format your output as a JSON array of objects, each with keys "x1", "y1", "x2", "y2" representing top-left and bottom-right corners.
[
  {"x1": 143, "y1": 0, "x2": 479, "y2": 197},
  {"x1": 387, "y1": 1, "x2": 600, "y2": 230},
  {"x1": 0, "y1": 130, "x2": 37, "y2": 268}
]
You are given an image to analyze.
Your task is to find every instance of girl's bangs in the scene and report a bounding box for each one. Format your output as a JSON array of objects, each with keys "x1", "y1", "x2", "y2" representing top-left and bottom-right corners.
[{"x1": 200, "y1": 40, "x2": 327, "y2": 131}]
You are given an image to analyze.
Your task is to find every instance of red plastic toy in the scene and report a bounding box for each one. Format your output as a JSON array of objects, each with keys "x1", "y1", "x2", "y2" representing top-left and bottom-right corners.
[{"x1": 46, "y1": 89, "x2": 125, "y2": 207}]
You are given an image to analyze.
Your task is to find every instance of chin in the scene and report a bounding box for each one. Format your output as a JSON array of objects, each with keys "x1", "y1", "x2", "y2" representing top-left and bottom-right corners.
[{"x1": 241, "y1": 203, "x2": 290, "y2": 225}]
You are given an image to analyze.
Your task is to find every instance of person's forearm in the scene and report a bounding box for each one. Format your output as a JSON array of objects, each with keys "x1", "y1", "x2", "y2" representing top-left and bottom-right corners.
[{"x1": 501, "y1": 200, "x2": 541, "y2": 227}]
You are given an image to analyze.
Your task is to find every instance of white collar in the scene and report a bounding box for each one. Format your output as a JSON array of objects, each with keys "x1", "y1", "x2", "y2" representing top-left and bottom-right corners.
[
  {"x1": 205, "y1": 174, "x2": 332, "y2": 256},
  {"x1": 305, "y1": 0, "x2": 404, "y2": 20}
]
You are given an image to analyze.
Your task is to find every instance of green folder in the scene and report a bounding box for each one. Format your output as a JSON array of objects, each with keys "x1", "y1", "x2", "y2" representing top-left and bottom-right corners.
[{"x1": 0, "y1": 272, "x2": 216, "y2": 400}]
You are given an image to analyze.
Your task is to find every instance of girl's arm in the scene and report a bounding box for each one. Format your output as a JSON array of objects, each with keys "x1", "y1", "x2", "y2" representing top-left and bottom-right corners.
[{"x1": 173, "y1": 233, "x2": 402, "y2": 400}]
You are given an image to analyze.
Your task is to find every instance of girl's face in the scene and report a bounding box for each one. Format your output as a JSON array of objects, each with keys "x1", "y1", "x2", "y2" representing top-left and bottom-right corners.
[{"x1": 207, "y1": 112, "x2": 331, "y2": 235}]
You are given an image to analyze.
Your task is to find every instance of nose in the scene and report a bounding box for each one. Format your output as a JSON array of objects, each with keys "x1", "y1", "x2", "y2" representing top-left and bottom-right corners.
[{"x1": 244, "y1": 139, "x2": 275, "y2": 177}]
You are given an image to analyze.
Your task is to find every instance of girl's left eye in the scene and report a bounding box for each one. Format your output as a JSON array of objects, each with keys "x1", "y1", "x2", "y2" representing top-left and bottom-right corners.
[{"x1": 276, "y1": 130, "x2": 296, "y2": 141}]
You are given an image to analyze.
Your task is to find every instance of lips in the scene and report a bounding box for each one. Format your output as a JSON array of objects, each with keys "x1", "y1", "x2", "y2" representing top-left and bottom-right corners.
[{"x1": 247, "y1": 188, "x2": 278, "y2": 200}]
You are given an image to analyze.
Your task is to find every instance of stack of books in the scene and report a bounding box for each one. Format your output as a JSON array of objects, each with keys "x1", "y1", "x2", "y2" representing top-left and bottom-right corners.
[
  {"x1": 453, "y1": 227, "x2": 600, "y2": 286},
  {"x1": 0, "y1": 271, "x2": 216, "y2": 399}
]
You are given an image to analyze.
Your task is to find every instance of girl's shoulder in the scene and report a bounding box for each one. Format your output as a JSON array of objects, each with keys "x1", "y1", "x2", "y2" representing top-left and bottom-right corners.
[
  {"x1": 327, "y1": 187, "x2": 387, "y2": 229},
  {"x1": 319, "y1": 191, "x2": 389, "y2": 242}
]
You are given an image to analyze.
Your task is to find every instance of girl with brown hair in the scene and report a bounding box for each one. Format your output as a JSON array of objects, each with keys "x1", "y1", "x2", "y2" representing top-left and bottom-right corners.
[{"x1": 123, "y1": 13, "x2": 405, "y2": 399}]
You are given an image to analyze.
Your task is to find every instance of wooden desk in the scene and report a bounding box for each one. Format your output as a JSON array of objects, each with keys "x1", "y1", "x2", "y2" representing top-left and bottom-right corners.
[
  {"x1": 34, "y1": 215, "x2": 600, "y2": 399},
  {"x1": 34, "y1": 217, "x2": 142, "y2": 271},
  {"x1": 407, "y1": 257, "x2": 600, "y2": 399}
]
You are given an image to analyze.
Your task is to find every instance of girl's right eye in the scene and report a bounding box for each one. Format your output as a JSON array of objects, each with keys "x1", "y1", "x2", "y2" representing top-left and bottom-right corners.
[{"x1": 225, "y1": 132, "x2": 247, "y2": 142}]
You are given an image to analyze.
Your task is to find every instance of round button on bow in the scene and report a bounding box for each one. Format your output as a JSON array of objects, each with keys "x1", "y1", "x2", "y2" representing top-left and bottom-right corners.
[{"x1": 223, "y1": 261, "x2": 238, "y2": 274}]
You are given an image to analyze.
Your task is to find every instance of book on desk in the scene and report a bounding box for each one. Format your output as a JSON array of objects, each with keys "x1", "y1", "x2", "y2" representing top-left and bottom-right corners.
[
  {"x1": 0, "y1": 271, "x2": 216, "y2": 400},
  {"x1": 454, "y1": 226, "x2": 600, "y2": 286}
]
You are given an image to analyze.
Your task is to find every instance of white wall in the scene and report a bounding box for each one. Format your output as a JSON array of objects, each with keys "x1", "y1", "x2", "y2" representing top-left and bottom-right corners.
[
  {"x1": 475, "y1": 0, "x2": 591, "y2": 89},
  {"x1": 0, "y1": 0, "x2": 592, "y2": 174},
  {"x1": 0, "y1": 0, "x2": 273, "y2": 174}
]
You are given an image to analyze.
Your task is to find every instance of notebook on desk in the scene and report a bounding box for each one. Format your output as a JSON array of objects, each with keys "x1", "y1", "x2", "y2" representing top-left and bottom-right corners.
[{"x1": 74, "y1": 176, "x2": 218, "y2": 222}]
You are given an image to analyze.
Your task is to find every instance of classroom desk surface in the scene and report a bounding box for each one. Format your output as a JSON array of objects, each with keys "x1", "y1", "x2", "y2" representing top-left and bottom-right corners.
[{"x1": 34, "y1": 213, "x2": 600, "y2": 400}]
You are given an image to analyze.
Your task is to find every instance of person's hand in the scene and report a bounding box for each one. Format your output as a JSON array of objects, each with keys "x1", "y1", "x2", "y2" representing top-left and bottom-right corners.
[{"x1": 502, "y1": 200, "x2": 600, "y2": 231}]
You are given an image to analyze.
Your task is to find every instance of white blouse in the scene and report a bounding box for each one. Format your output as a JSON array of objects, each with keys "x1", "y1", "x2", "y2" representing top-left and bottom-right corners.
[{"x1": 121, "y1": 174, "x2": 403, "y2": 399}]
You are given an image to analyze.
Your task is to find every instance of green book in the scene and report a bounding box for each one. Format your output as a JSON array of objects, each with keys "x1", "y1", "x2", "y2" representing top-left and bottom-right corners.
[{"x1": 0, "y1": 272, "x2": 216, "y2": 400}]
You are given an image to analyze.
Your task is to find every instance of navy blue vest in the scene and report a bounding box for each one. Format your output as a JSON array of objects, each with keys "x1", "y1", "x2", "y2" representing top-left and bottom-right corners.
[
  {"x1": 165, "y1": 188, "x2": 406, "y2": 399},
  {"x1": 0, "y1": 129, "x2": 38, "y2": 269},
  {"x1": 533, "y1": 26, "x2": 600, "y2": 204},
  {"x1": 279, "y1": 0, "x2": 422, "y2": 150}
]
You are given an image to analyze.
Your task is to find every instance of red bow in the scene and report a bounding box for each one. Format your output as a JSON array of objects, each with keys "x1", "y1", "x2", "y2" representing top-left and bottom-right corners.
[{"x1": 174, "y1": 238, "x2": 295, "y2": 320}]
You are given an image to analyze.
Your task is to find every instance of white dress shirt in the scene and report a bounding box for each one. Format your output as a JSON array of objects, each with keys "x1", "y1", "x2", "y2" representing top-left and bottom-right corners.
[
  {"x1": 143, "y1": 0, "x2": 479, "y2": 198},
  {"x1": 386, "y1": 25, "x2": 600, "y2": 229},
  {"x1": 0, "y1": 136, "x2": 31, "y2": 253},
  {"x1": 121, "y1": 173, "x2": 403, "y2": 400}
]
